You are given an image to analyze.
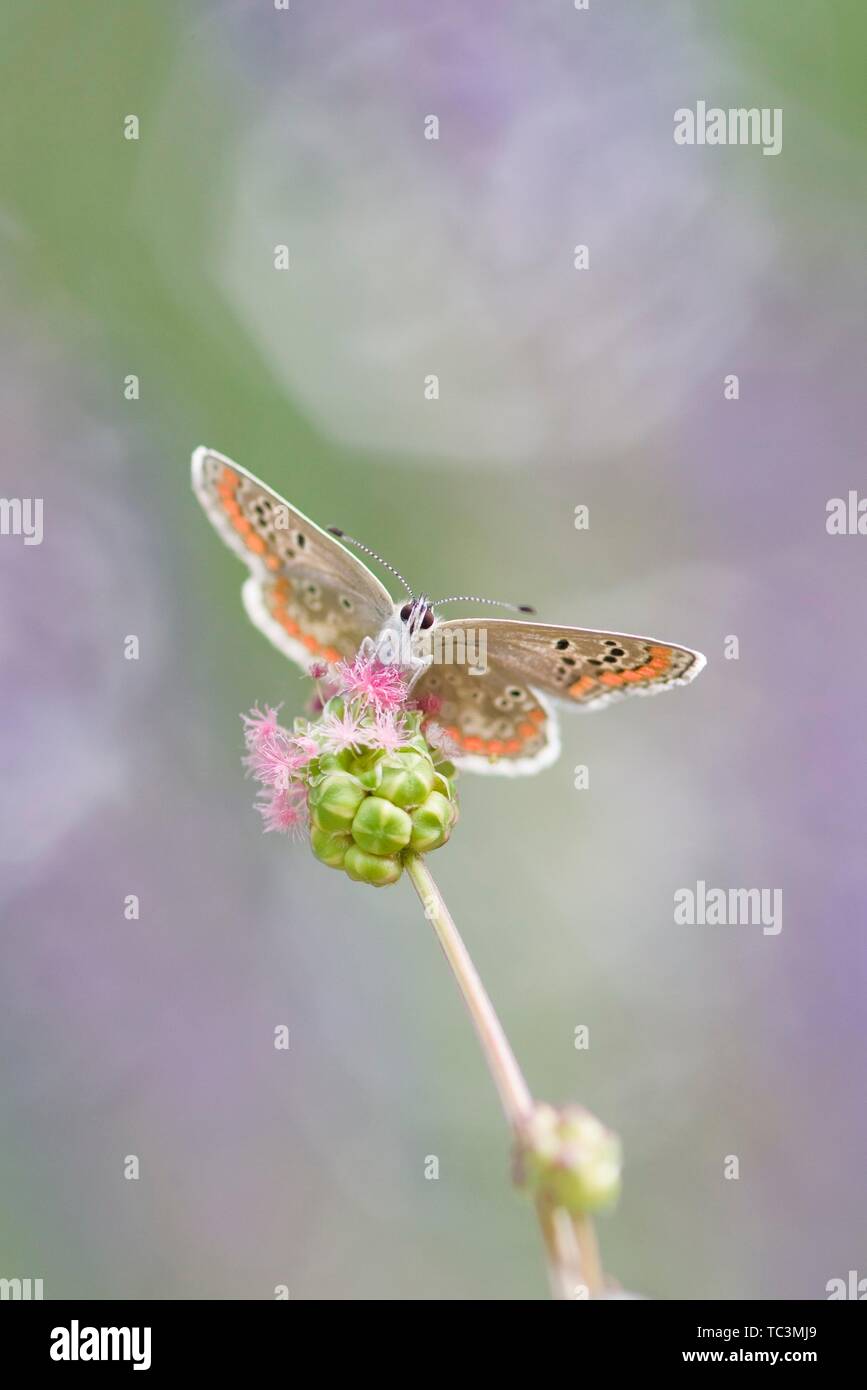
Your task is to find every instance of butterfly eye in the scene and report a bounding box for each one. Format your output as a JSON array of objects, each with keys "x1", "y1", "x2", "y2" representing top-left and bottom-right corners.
[
  {"x1": 400, "y1": 602, "x2": 413, "y2": 622},
  {"x1": 421, "y1": 608, "x2": 435, "y2": 630}
]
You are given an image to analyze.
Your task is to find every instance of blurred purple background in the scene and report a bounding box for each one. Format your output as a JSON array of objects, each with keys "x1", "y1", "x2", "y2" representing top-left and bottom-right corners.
[{"x1": 1, "y1": 0, "x2": 864, "y2": 1297}]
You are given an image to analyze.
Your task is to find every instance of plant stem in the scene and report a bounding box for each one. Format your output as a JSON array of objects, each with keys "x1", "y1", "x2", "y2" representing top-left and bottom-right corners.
[
  {"x1": 404, "y1": 851, "x2": 604, "y2": 1299},
  {"x1": 405, "y1": 851, "x2": 531, "y2": 1125},
  {"x1": 536, "y1": 1197, "x2": 584, "y2": 1300},
  {"x1": 573, "y1": 1213, "x2": 605, "y2": 1297}
]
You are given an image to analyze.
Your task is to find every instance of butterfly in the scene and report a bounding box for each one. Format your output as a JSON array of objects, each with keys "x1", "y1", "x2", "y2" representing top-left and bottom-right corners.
[{"x1": 191, "y1": 447, "x2": 705, "y2": 776}]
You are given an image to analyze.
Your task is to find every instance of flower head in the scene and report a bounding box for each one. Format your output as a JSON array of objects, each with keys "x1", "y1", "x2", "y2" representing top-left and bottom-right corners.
[
  {"x1": 424, "y1": 721, "x2": 460, "y2": 762},
  {"x1": 319, "y1": 703, "x2": 367, "y2": 753},
  {"x1": 240, "y1": 653, "x2": 459, "y2": 885},
  {"x1": 336, "y1": 654, "x2": 408, "y2": 711},
  {"x1": 244, "y1": 734, "x2": 300, "y2": 787},
  {"x1": 413, "y1": 692, "x2": 443, "y2": 717},
  {"x1": 241, "y1": 703, "x2": 283, "y2": 741},
  {"x1": 368, "y1": 708, "x2": 409, "y2": 755},
  {"x1": 514, "y1": 1103, "x2": 622, "y2": 1215},
  {"x1": 256, "y1": 784, "x2": 309, "y2": 839}
]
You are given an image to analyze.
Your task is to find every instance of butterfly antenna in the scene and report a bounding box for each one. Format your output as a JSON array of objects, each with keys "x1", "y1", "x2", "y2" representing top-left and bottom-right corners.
[
  {"x1": 430, "y1": 595, "x2": 536, "y2": 614},
  {"x1": 326, "y1": 527, "x2": 413, "y2": 598}
]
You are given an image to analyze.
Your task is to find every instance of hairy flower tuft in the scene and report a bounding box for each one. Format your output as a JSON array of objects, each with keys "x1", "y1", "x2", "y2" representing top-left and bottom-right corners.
[
  {"x1": 256, "y1": 785, "x2": 309, "y2": 838},
  {"x1": 241, "y1": 703, "x2": 283, "y2": 741},
  {"x1": 368, "y1": 708, "x2": 409, "y2": 754},
  {"x1": 337, "y1": 654, "x2": 408, "y2": 711},
  {"x1": 320, "y1": 704, "x2": 367, "y2": 753}
]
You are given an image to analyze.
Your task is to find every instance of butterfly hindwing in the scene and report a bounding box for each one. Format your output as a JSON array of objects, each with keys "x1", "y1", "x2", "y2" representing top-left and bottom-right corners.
[
  {"x1": 192, "y1": 447, "x2": 393, "y2": 668},
  {"x1": 414, "y1": 662, "x2": 561, "y2": 776}
]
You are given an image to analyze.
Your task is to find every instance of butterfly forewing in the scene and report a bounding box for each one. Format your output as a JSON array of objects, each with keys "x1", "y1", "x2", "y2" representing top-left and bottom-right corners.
[
  {"x1": 414, "y1": 618, "x2": 704, "y2": 774},
  {"x1": 192, "y1": 448, "x2": 393, "y2": 667},
  {"x1": 437, "y1": 618, "x2": 704, "y2": 707}
]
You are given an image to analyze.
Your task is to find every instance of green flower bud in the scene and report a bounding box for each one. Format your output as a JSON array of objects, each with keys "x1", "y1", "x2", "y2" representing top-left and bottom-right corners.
[
  {"x1": 351, "y1": 795, "x2": 412, "y2": 856},
  {"x1": 516, "y1": 1104, "x2": 622, "y2": 1215},
  {"x1": 343, "y1": 843, "x2": 403, "y2": 887},
  {"x1": 431, "y1": 770, "x2": 453, "y2": 799},
  {"x1": 348, "y1": 748, "x2": 386, "y2": 790},
  {"x1": 309, "y1": 770, "x2": 366, "y2": 832},
  {"x1": 409, "y1": 789, "x2": 455, "y2": 852},
  {"x1": 310, "y1": 825, "x2": 352, "y2": 869},
  {"x1": 401, "y1": 710, "x2": 424, "y2": 738},
  {"x1": 376, "y1": 750, "x2": 435, "y2": 809},
  {"x1": 318, "y1": 749, "x2": 355, "y2": 774}
]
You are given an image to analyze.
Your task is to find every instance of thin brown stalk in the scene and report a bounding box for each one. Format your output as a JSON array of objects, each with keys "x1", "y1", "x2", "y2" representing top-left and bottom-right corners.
[{"x1": 404, "y1": 851, "x2": 605, "y2": 1299}]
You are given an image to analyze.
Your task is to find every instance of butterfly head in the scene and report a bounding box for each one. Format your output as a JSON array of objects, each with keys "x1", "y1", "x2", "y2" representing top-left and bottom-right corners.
[{"x1": 399, "y1": 597, "x2": 436, "y2": 634}]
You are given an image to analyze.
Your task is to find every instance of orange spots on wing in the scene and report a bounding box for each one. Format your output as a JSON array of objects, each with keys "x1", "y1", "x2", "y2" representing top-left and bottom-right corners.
[
  {"x1": 517, "y1": 721, "x2": 537, "y2": 739},
  {"x1": 487, "y1": 740, "x2": 505, "y2": 756},
  {"x1": 505, "y1": 739, "x2": 522, "y2": 754},
  {"x1": 568, "y1": 676, "x2": 595, "y2": 698},
  {"x1": 648, "y1": 645, "x2": 672, "y2": 675},
  {"x1": 266, "y1": 588, "x2": 300, "y2": 638},
  {"x1": 267, "y1": 589, "x2": 335, "y2": 662},
  {"x1": 246, "y1": 533, "x2": 266, "y2": 555},
  {"x1": 598, "y1": 672, "x2": 624, "y2": 687},
  {"x1": 444, "y1": 726, "x2": 460, "y2": 741},
  {"x1": 265, "y1": 554, "x2": 281, "y2": 571},
  {"x1": 462, "y1": 736, "x2": 486, "y2": 754},
  {"x1": 220, "y1": 466, "x2": 239, "y2": 488},
  {"x1": 528, "y1": 708, "x2": 545, "y2": 725}
]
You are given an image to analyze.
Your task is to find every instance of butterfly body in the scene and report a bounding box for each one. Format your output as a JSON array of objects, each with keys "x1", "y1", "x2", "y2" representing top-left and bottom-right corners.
[{"x1": 192, "y1": 448, "x2": 705, "y2": 775}]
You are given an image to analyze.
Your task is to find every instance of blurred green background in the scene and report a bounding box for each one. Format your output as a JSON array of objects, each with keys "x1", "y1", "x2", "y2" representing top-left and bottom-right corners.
[{"x1": 1, "y1": 1, "x2": 865, "y2": 1298}]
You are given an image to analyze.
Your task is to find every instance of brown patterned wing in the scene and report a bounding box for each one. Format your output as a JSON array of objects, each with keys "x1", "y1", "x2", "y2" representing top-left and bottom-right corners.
[
  {"x1": 439, "y1": 618, "x2": 705, "y2": 710},
  {"x1": 192, "y1": 447, "x2": 394, "y2": 668},
  {"x1": 413, "y1": 617, "x2": 704, "y2": 774},
  {"x1": 413, "y1": 661, "x2": 560, "y2": 777}
]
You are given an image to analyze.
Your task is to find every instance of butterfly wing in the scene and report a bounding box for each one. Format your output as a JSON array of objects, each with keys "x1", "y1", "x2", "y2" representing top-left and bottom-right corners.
[
  {"x1": 416, "y1": 618, "x2": 704, "y2": 775},
  {"x1": 192, "y1": 447, "x2": 394, "y2": 668},
  {"x1": 417, "y1": 659, "x2": 561, "y2": 777}
]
